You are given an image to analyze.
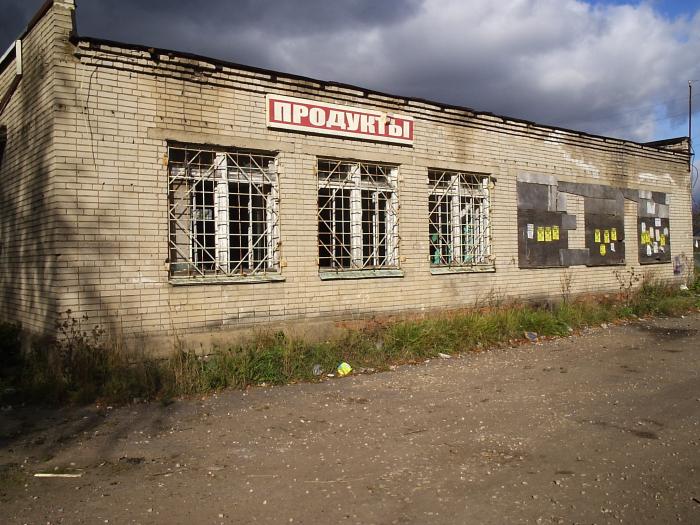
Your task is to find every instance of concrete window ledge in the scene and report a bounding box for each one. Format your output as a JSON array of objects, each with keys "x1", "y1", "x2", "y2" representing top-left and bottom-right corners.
[
  {"x1": 430, "y1": 266, "x2": 496, "y2": 275},
  {"x1": 319, "y1": 269, "x2": 404, "y2": 281},
  {"x1": 169, "y1": 275, "x2": 286, "y2": 286}
]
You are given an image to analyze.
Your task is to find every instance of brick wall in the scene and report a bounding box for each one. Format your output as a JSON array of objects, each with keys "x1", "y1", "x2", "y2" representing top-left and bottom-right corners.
[
  {"x1": 1, "y1": 1, "x2": 694, "y2": 347},
  {"x1": 0, "y1": 0, "x2": 77, "y2": 336}
]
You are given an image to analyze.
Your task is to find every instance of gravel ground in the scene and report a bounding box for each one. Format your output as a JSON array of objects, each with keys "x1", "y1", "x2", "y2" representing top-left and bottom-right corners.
[{"x1": 1, "y1": 313, "x2": 699, "y2": 524}]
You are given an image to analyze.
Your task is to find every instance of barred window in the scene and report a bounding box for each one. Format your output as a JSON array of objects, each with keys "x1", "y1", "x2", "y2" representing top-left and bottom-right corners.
[
  {"x1": 168, "y1": 145, "x2": 279, "y2": 279},
  {"x1": 429, "y1": 170, "x2": 492, "y2": 268},
  {"x1": 318, "y1": 159, "x2": 399, "y2": 271}
]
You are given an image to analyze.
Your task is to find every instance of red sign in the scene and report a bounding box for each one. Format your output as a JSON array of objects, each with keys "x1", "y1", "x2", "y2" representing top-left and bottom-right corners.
[{"x1": 266, "y1": 94, "x2": 414, "y2": 145}]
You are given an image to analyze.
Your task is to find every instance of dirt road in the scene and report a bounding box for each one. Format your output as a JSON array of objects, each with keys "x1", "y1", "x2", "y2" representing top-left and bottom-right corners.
[{"x1": 1, "y1": 314, "x2": 699, "y2": 524}]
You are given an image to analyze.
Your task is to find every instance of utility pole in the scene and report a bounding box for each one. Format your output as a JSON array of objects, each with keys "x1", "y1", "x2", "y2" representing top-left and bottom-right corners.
[{"x1": 689, "y1": 80, "x2": 693, "y2": 171}]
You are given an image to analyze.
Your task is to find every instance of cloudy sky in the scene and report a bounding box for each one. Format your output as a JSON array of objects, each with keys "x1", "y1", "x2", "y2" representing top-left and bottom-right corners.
[{"x1": 2, "y1": 0, "x2": 699, "y2": 201}]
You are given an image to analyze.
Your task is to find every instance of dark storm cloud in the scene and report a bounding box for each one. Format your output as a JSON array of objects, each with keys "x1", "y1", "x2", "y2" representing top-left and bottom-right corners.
[
  {"x1": 2, "y1": 0, "x2": 698, "y2": 201},
  {"x1": 1, "y1": 1, "x2": 424, "y2": 65},
  {"x1": 0, "y1": 1, "x2": 41, "y2": 49},
  {"x1": 2, "y1": 0, "x2": 699, "y2": 153},
  {"x1": 72, "y1": 0, "x2": 424, "y2": 69},
  {"x1": 77, "y1": 0, "x2": 424, "y2": 37}
]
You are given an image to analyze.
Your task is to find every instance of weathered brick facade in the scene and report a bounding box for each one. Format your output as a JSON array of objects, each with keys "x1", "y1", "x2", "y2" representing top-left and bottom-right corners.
[{"x1": 0, "y1": 1, "x2": 693, "y2": 348}]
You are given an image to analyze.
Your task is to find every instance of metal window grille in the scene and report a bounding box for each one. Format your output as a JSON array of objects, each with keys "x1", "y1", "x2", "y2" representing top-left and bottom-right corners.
[
  {"x1": 428, "y1": 170, "x2": 492, "y2": 267},
  {"x1": 317, "y1": 159, "x2": 399, "y2": 270},
  {"x1": 168, "y1": 145, "x2": 279, "y2": 278}
]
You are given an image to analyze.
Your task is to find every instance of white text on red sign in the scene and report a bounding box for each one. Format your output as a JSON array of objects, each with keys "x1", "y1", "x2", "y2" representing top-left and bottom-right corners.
[{"x1": 266, "y1": 94, "x2": 414, "y2": 145}]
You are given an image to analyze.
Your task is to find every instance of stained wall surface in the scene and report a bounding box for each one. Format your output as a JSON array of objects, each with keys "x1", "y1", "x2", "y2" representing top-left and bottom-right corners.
[
  {"x1": 0, "y1": 1, "x2": 77, "y2": 335},
  {"x1": 0, "y1": 1, "x2": 693, "y2": 344}
]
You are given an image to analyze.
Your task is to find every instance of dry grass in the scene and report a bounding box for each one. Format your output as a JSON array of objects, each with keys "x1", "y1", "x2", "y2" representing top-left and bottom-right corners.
[{"x1": 1, "y1": 270, "x2": 698, "y2": 406}]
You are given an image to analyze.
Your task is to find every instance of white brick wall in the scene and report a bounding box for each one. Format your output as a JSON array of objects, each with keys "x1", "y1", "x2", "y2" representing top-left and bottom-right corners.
[{"x1": 0, "y1": 1, "x2": 694, "y2": 347}]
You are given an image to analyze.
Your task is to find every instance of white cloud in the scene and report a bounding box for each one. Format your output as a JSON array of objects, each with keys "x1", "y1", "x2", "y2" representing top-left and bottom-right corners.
[{"x1": 254, "y1": 0, "x2": 700, "y2": 143}]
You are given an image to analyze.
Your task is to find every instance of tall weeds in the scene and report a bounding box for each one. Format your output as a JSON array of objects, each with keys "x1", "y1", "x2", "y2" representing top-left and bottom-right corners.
[{"x1": 1, "y1": 270, "x2": 698, "y2": 407}]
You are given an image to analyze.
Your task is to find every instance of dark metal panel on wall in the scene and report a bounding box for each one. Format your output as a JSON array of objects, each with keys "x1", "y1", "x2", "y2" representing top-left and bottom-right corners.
[
  {"x1": 638, "y1": 217, "x2": 671, "y2": 264},
  {"x1": 516, "y1": 181, "x2": 554, "y2": 211},
  {"x1": 557, "y1": 181, "x2": 619, "y2": 199},
  {"x1": 517, "y1": 209, "x2": 568, "y2": 268},
  {"x1": 638, "y1": 193, "x2": 671, "y2": 264},
  {"x1": 584, "y1": 213, "x2": 625, "y2": 266},
  {"x1": 560, "y1": 248, "x2": 590, "y2": 267},
  {"x1": 582, "y1": 191, "x2": 625, "y2": 267},
  {"x1": 515, "y1": 176, "x2": 674, "y2": 269}
]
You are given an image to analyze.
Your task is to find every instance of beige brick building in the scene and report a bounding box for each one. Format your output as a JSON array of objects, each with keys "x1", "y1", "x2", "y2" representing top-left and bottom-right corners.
[{"x1": 0, "y1": 1, "x2": 694, "y2": 347}]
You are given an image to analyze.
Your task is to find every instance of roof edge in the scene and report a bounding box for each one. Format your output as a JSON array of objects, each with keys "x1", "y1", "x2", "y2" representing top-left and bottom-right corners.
[
  {"x1": 643, "y1": 136, "x2": 688, "y2": 147},
  {"x1": 75, "y1": 34, "x2": 689, "y2": 157},
  {"x1": 643, "y1": 136, "x2": 690, "y2": 155}
]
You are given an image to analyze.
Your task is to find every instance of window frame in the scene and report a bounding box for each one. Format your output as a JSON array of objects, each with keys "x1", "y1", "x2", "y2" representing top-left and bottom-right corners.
[
  {"x1": 167, "y1": 144, "x2": 283, "y2": 284},
  {"x1": 317, "y1": 158, "x2": 402, "y2": 280},
  {"x1": 428, "y1": 169, "x2": 495, "y2": 274}
]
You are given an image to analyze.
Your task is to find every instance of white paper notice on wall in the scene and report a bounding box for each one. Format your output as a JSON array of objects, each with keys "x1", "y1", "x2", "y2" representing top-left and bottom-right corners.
[
  {"x1": 647, "y1": 201, "x2": 655, "y2": 214},
  {"x1": 663, "y1": 227, "x2": 669, "y2": 236},
  {"x1": 646, "y1": 245, "x2": 652, "y2": 256},
  {"x1": 610, "y1": 243, "x2": 615, "y2": 252},
  {"x1": 649, "y1": 227, "x2": 654, "y2": 239},
  {"x1": 641, "y1": 222, "x2": 647, "y2": 232},
  {"x1": 527, "y1": 223, "x2": 534, "y2": 239},
  {"x1": 653, "y1": 242, "x2": 659, "y2": 254},
  {"x1": 654, "y1": 218, "x2": 661, "y2": 227},
  {"x1": 655, "y1": 229, "x2": 660, "y2": 241}
]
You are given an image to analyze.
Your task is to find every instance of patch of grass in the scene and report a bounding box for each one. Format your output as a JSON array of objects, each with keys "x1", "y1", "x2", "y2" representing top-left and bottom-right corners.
[
  {"x1": 622, "y1": 273, "x2": 697, "y2": 317},
  {"x1": 690, "y1": 266, "x2": 700, "y2": 293},
  {"x1": 1, "y1": 276, "x2": 698, "y2": 407}
]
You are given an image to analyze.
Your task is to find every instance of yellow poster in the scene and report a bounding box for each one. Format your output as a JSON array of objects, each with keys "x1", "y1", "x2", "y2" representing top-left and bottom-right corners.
[
  {"x1": 594, "y1": 229, "x2": 601, "y2": 243},
  {"x1": 660, "y1": 234, "x2": 666, "y2": 246},
  {"x1": 600, "y1": 244, "x2": 606, "y2": 256},
  {"x1": 545, "y1": 227, "x2": 552, "y2": 242},
  {"x1": 537, "y1": 226, "x2": 544, "y2": 242},
  {"x1": 603, "y1": 230, "x2": 610, "y2": 243},
  {"x1": 611, "y1": 228, "x2": 617, "y2": 241},
  {"x1": 552, "y1": 226, "x2": 560, "y2": 241}
]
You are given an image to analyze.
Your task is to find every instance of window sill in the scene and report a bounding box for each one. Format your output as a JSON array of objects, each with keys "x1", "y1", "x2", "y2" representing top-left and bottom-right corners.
[
  {"x1": 169, "y1": 274, "x2": 286, "y2": 286},
  {"x1": 319, "y1": 269, "x2": 404, "y2": 281},
  {"x1": 430, "y1": 265, "x2": 496, "y2": 275}
]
